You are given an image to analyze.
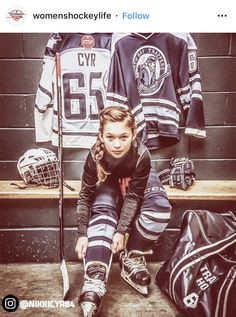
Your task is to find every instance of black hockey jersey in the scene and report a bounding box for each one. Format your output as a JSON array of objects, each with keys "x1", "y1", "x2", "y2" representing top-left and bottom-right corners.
[
  {"x1": 35, "y1": 33, "x2": 113, "y2": 148},
  {"x1": 106, "y1": 33, "x2": 206, "y2": 150},
  {"x1": 77, "y1": 140, "x2": 151, "y2": 237}
]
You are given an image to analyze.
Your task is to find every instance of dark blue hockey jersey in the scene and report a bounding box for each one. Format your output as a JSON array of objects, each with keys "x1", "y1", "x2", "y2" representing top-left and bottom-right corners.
[{"x1": 106, "y1": 33, "x2": 206, "y2": 150}]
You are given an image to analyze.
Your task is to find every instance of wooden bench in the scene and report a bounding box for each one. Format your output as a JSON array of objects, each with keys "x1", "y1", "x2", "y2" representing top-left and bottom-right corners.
[
  {"x1": 0, "y1": 180, "x2": 236, "y2": 200},
  {"x1": 1, "y1": 180, "x2": 236, "y2": 263}
]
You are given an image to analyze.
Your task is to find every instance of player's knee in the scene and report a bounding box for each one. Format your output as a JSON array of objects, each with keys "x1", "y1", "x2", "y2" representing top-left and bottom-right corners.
[
  {"x1": 157, "y1": 197, "x2": 172, "y2": 214},
  {"x1": 91, "y1": 183, "x2": 120, "y2": 218},
  {"x1": 94, "y1": 182, "x2": 119, "y2": 205},
  {"x1": 138, "y1": 195, "x2": 172, "y2": 234},
  {"x1": 142, "y1": 194, "x2": 172, "y2": 215},
  {"x1": 91, "y1": 204, "x2": 118, "y2": 220}
]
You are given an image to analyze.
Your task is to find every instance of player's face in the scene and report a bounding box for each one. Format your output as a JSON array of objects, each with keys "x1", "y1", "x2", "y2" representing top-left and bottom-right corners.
[{"x1": 101, "y1": 121, "x2": 135, "y2": 158}]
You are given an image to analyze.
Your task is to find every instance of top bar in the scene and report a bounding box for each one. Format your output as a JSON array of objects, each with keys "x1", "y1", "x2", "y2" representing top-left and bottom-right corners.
[{"x1": 1, "y1": 0, "x2": 235, "y2": 32}]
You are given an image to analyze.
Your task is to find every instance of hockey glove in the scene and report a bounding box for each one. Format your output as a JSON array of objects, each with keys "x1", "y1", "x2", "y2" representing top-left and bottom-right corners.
[{"x1": 169, "y1": 157, "x2": 195, "y2": 190}]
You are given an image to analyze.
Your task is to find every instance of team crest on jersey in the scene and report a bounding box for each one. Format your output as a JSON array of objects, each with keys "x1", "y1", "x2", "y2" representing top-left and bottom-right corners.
[
  {"x1": 81, "y1": 35, "x2": 95, "y2": 49},
  {"x1": 133, "y1": 46, "x2": 171, "y2": 96}
]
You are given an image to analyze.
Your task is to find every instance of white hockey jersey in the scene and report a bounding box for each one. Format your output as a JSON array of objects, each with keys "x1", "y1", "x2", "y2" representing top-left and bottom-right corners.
[
  {"x1": 35, "y1": 33, "x2": 113, "y2": 148},
  {"x1": 106, "y1": 33, "x2": 206, "y2": 150}
]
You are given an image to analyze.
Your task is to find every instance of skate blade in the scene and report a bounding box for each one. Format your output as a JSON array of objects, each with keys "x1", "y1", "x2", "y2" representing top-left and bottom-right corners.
[
  {"x1": 121, "y1": 271, "x2": 148, "y2": 295},
  {"x1": 80, "y1": 302, "x2": 97, "y2": 317}
]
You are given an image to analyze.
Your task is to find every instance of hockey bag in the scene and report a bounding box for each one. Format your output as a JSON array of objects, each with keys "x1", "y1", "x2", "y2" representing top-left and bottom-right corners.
[{"x1": 155, "y1": 210, "x2": 236, "y2": 317}]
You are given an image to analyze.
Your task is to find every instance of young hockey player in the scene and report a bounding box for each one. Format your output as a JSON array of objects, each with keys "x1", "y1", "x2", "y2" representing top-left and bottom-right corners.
[{"x1": 75, "y1": 106, "x2": 172, "y2": 317}]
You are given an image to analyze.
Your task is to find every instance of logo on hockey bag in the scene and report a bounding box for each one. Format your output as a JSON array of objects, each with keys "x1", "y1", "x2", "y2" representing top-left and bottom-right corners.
[
  {"x1": 133, "y1": 46, "x2": 171, "y2": 96},
  {"x1": 183, "y1": 293, "x2": 199, "y2": 309}
]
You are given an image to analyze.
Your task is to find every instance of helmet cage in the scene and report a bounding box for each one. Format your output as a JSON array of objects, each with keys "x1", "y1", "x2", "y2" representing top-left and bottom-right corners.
[
  {"x1": 17, "y1": 148, "x2": 60, "y2": 188},
  {"x1": 25, "y1": 160, "x2": 59, "y2": 188}
]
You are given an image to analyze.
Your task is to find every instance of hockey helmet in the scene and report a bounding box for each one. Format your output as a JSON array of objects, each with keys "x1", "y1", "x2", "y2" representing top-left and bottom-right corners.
[{"x1": 17, "y1": 148, "x2": 59, "y2": 188}]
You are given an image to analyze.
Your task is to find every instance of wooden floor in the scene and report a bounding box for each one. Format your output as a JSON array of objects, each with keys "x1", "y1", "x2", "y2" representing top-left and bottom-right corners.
[{"x1": 0, "y1": 263, "x2": 184, "y2": 317}]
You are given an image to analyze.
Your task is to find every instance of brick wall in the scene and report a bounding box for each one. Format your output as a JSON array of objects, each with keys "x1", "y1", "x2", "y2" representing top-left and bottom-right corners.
[
  {"x1": 1, "y1": 33, "x2": 236, "y2": 180},
  {"x1": 0, "y1": 33, "x2": 236, "y2": 263}
]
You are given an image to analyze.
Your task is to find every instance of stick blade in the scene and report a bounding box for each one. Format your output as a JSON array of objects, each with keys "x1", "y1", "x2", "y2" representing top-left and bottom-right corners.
[{"x1": 60, "y1": 258, "x2": 70, "y2": 300}]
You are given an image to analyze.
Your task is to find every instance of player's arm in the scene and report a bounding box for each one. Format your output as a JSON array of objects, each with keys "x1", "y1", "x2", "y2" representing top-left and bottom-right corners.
[
  {"x1": 106, "y1": 49, "x2": 128, "y2": 107},
  {"x1": 76, "y1": 150, "x2": 98, "y2": 238},
  {"x1": 116, "y1": 147, "x2": 151, "y2": 236},
  {"x1": 106, "y1": 45, "x2": 146, "y2": 136},
  {"x1": 178, "y1": 33, "x2": 206, "y2": 138},
  {"x1": 34, "y1": 33, "x2": 62, "y2": 142}
]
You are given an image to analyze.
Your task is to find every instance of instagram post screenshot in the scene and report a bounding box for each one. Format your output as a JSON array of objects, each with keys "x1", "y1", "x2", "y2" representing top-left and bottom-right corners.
[{"x1": 0, "y1": 1, "x2": 236, "y2": 316}]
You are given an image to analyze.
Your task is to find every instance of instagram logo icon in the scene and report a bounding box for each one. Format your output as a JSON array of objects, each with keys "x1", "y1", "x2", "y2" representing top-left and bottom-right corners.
[{"x1": 2, "y1": 295, "x2": 19, "y2": 312}]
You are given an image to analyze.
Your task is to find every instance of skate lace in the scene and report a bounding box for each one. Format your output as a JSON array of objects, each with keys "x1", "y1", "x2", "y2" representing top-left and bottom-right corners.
[
  {"x1": 123, "y1": 250, "x2": 153, "y2": 277},
  {"x1": 82, "y1": 278, "x2": 106, "y2": 297}
]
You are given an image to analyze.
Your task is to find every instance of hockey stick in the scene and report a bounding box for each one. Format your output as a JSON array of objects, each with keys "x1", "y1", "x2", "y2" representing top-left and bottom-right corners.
[{"x1": 55, "y1": 52, "x2": 70, "y2": 300}]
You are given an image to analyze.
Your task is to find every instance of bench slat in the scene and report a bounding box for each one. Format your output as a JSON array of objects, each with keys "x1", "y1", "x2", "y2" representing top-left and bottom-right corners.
[{"x1": 0, "y1": 181, "x2": 236, "y2": 200}]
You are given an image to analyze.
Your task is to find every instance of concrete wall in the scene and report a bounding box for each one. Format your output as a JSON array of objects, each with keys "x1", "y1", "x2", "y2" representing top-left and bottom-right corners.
[{"x1": 0, "y1": 33, "x2": 236, "y2": 263}]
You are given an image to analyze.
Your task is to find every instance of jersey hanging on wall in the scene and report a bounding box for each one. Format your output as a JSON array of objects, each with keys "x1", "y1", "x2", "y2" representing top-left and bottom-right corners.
[
  {"x1": 35, "y1": 33, "x2": 113, "y2": 148},
  {"x1": 106, "y1": 33, "x2": 206, "y2": 150}
]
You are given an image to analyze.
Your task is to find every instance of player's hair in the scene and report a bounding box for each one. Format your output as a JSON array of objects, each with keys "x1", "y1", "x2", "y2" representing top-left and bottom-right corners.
[{"x1": 95, "y1": 106, "x2": 136, "y2": 182}]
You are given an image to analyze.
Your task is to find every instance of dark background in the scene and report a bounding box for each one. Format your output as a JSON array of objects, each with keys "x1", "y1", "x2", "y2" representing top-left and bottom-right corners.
[
  {"x1": 0, "y1": 33, "x2": 236, "y2": 263},
  {"x1": 0, "y1": 33, "x2": 236, "y2": 180}
]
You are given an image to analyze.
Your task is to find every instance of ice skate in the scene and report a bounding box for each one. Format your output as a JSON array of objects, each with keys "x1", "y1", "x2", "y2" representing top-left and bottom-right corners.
[
  {"x1": 78, "y1": 263, "x2": 107, "y2": 317},
  {"x1": 79, "y1": 302, "x2": 96, "y2": 317},
  {"x1": 120, "y1": 249, "x2": 153, "y2": 295}
]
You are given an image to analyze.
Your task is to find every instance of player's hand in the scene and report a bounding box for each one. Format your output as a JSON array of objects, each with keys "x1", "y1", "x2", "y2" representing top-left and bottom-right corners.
[
  {"x1": 75, "y1": 237, "x2": 88, "y2": 259},
  {"x1": 111, "y1": 232, "x2": 125, "y2": 253}
]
